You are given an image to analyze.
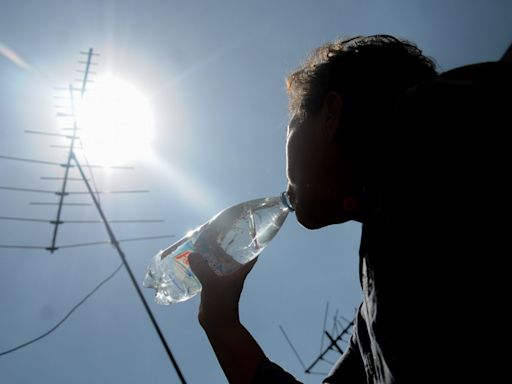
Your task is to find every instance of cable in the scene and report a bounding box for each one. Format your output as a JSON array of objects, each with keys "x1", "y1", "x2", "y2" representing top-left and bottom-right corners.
[{"x1": 0, "y1": 263, "x2": 123, "y2": 357}]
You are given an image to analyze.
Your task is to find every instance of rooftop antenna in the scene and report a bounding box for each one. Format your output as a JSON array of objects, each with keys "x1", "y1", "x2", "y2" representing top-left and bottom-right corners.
[
  {"x1": 0, "y1": 48, "x2": 187, "y2": 383},
  {"x1": 279, "y1": 302, "x2": 355, "y2": 376}
]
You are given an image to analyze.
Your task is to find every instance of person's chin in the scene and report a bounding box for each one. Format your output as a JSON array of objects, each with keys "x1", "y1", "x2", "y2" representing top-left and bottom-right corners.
[
  {"x1": 300, "y1": 220, "x2": 322, "y2": 230},
  {"x1": 296, "y1": 211, "x2": 328, "y2": 230},
  {"x1": 297, "y1": 209, "x2": 349, "y2": 230}
]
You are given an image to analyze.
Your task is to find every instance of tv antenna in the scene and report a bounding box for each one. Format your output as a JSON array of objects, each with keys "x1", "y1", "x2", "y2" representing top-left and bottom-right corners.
[
  {"x1": 0, "y1": 48, "x2": 187, "y2": 383},
  {"x1": 279, "y1": 302, "x2": 355, "y2": 376}
]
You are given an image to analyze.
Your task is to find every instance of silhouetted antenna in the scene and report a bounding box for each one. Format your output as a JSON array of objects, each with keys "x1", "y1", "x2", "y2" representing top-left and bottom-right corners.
[
  {"x1": 0, "y1": 48, "x2": 187, "y2": 383},
  {"x1": 279, "y1": 325, "x2": 307, "y2": 371},
  {"x1": 40, "y1": 176, "x2": 86, "y2": 180},
  {"x1": 320, "y1": 301, "x2": 330, "y2": 354},
  {"x1": 0, "y1": 155, "x2": 133, "y2": 169},
  {"x1": 280, "y1": 302, "x2": 355, "y2": 376},
  {"x1": 78, "y1": 48, "x2": 97, "y2": 96},
  {"x1": 0, "y1": 216, "x2": 164, "y2": 224},
  {"x1": 0, "y1": 235, "x2": 175, "y2": 251}
]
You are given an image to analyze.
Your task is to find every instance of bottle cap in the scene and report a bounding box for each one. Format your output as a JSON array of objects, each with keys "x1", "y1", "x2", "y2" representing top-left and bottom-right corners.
[{"x1": 281, "y1": 191, "x2": 295, "y2": 211}]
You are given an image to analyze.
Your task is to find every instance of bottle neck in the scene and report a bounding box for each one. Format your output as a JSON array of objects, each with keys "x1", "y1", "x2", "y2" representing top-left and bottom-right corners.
[{"x1": 280, "y1": 191, "x2": 294, "y2": 212}]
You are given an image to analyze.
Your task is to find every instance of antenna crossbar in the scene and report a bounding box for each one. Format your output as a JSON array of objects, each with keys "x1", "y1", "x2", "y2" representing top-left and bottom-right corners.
[
  {"x1": 0, "y1": 235, "x2": 174, "y2": 251},
  {"x1": 0, "y1": 186, "x2": 149, "y2": 195},
  {"x1": 0, "y1": 216, "x2": 164, "y2": 224},
  {"x1": 0, "y1": 155, "x2": 63, "y2": 166},
  {"x1": 30, "y1": 202, "x2": 91, "y2": 206},
  {"x1": 25, "y1": 129, "x2": 79, "y2": 139},
  {"x1": 304, "y1": 321, "x2": 353, "y2": 374}
]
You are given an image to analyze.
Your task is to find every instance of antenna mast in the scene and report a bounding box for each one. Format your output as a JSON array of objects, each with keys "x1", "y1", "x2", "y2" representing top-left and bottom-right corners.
[{"x1": 0, "y1": 48, "x2": 187, "y2": 383}]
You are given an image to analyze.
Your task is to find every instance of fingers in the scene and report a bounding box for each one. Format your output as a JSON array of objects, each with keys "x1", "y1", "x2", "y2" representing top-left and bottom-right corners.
[
  {"x1": 188, "y1": 253, "x2": 216, "y2": 285},
  {"x1": 189, "y1": 252, "x2": 258, "y2": 285}
]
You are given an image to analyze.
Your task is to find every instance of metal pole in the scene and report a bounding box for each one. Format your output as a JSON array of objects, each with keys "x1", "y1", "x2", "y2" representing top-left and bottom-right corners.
[{"x1": 71, "y1": 151, "x2": 187, "y2": 384}]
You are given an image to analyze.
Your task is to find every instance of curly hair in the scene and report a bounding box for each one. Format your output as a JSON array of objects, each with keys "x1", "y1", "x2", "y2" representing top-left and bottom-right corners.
[{"x1": 286, "y1": 35, "x2": 437, "y2": 123}]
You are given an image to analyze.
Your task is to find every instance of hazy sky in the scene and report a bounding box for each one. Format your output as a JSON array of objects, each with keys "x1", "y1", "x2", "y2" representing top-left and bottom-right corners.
[{"x1": 1, "y1": 1, "x2": 511, "y2": 383}]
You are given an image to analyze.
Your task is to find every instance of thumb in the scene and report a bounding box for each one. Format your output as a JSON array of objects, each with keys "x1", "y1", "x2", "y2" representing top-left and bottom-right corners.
[
  {"x1": 238, "y1": 256, "x2": 258, "y2": 279},
  {"x1": 188, "y1": 252, "x2": 216, "y2": 285}
]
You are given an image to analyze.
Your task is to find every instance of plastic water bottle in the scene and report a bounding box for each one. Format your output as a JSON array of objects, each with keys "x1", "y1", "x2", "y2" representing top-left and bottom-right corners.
[{"x1": 143, "y1": 192, "x2": 294, "y2": 305}]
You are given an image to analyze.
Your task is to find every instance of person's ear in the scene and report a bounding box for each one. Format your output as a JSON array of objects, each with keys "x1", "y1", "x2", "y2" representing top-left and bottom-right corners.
[{"x1": 322, "y1": 91, "x2": 343, "y2": 139}]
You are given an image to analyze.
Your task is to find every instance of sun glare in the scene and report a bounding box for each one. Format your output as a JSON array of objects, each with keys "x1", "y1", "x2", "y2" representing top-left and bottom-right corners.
[{"x1": 77, "y1": 76, "x2": 154, "y2": 166}]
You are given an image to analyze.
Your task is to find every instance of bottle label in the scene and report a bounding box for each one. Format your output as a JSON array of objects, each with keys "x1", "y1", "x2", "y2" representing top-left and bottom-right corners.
[
  {"x1": 173, "y1": 242, "x2": 195, "y2": 278},
  {"x1": 175, "y1": 250, "x2": 192, "y2": 266}
]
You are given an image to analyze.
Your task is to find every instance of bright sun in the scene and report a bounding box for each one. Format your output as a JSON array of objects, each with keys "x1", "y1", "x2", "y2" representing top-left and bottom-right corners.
[{"x1": 77, "y1": 76, "x2": 154, "y2": 166}]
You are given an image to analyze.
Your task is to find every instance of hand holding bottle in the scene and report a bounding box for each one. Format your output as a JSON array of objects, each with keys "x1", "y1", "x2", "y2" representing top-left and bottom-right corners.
[
  {"x1": 189, "y1": 252, "x2": 258, "y2": 330},
  {"x1": 189, "y1": 252, "x2": 266, "y2": 383}
]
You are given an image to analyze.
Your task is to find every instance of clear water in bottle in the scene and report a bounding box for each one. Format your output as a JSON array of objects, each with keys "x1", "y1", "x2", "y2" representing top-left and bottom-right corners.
[{"x1": 143, "y1": 192, "x2": 293, "y2": 305}]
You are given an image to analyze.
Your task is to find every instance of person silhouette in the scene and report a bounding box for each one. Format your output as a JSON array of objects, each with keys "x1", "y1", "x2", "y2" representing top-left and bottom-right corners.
[{"x1": 189, "y1": 35, "x2": 512, "y2": 383}]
